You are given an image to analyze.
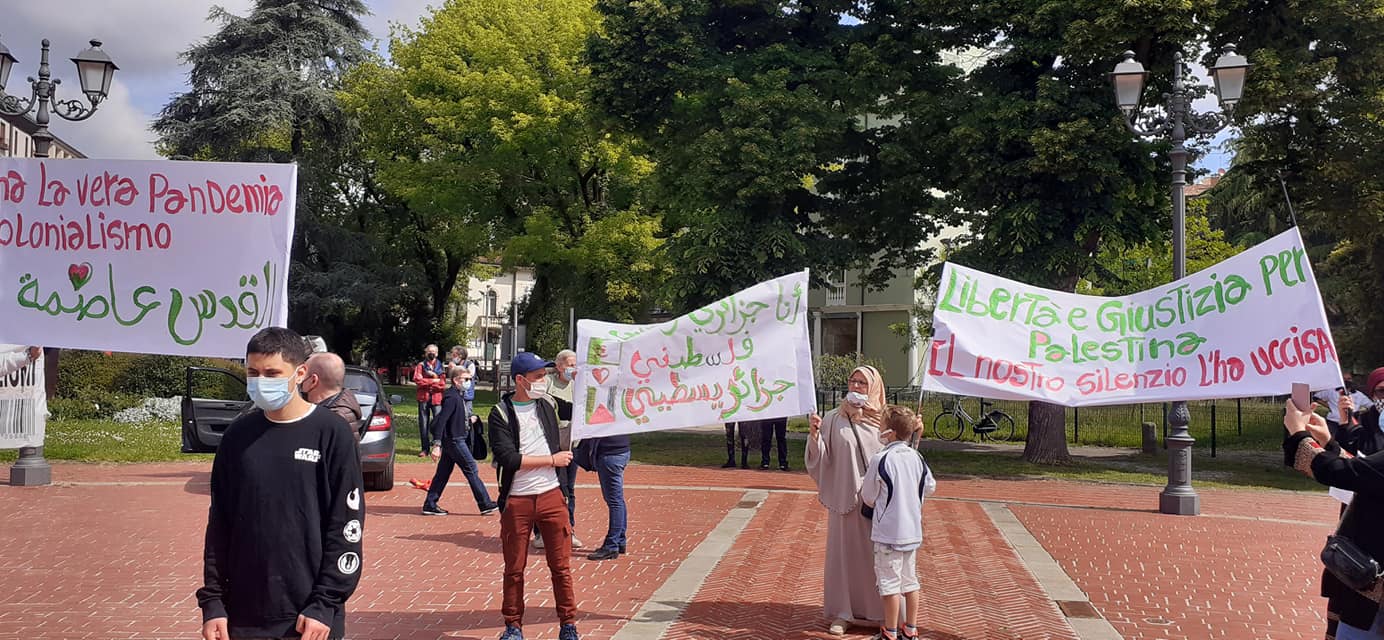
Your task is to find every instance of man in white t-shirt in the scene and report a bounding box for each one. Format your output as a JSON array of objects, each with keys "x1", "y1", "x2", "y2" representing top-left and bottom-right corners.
[{"x1": 487, "y1": 352, "x2": 579, "y2": 640}]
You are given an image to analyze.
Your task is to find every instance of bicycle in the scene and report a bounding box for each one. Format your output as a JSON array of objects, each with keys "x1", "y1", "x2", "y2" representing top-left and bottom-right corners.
[{"x1": 932, "y1": 397, "x2": 1016, "y2": 442}]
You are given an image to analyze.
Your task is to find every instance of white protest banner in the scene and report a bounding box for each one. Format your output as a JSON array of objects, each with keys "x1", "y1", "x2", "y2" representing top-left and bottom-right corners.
[
  {"x1": 0, "y1": 345, "x2": 45, "y2": 449},
  {"x1": 922, "y1": 228, "x2": 1340, "y2": 406},
  {"x1": 0, "y1": 158, "x2": 296, "y2": 358},
  {"x1": 572, "y1": 271, "x2": 817, "y2": 439}
]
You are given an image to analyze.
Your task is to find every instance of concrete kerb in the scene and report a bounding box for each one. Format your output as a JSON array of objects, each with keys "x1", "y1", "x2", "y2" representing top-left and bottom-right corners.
[
  {"x1": 982, "y1": 502, "x2": 1124, "y2": 640},
  {"x1": 610, "y1": 489, "x2": 770, "y2": 640}
]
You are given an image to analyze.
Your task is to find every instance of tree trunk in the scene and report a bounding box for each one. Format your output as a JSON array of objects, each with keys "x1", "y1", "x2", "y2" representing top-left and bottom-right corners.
[
  {"x1": 1019, "y1": 233, "x2": 1099, "y2": 465},
  {"x1": 1023, "y1": 399, "x2": 1071, "y2": 465}
]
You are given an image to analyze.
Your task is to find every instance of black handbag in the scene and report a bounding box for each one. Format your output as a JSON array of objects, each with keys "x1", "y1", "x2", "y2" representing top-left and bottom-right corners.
[
  {"x1": 1322, "y1": 533, "x2": 1383, "y2": 593},
  {"x1": 573, "y1": 439, "x2": 596, "y2": 472},
  {"x1": 467, "y1": 415, "x2": 488, "y2": 460}
]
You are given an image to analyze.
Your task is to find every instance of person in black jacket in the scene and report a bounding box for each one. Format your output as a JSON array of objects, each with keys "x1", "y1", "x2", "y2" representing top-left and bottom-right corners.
[
  {"x1": 1337, "y1": 367, "x2": 1384, "y2": 457},
  {"x1": 1285, "y1": 395, "x2": 1384, "y2": 639},
  {"x1": 197, "y1": 327, "x2": 363, "y2": 640},
  {"x1": 488, "y1": 352, "x2": 580, "y2": 640},
  {"x1": 423, "y1": 366, "x2": 498, "y2": 516}
]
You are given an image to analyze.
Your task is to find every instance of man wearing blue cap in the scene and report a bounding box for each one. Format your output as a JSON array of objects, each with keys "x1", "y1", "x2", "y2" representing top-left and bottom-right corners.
[{"x1": 488, "y1": 352, "x2": 579, "y2": 640}]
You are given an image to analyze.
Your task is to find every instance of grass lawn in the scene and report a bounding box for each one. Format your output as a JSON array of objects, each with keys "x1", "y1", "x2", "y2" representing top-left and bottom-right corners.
[{"x1": 2, "y1": 388, "x2": 1319, "y2": 493}]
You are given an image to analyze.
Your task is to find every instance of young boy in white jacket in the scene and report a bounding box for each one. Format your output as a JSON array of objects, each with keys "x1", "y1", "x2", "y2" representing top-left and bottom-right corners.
[{"x1": 860, "y1": 406, "x2": 936, "y2": 640}]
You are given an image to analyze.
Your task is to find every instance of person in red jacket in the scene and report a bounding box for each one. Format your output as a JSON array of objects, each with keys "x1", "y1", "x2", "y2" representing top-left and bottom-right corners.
[{"x1": 413, "y1": 344, "x2": 447, "y2": 456}]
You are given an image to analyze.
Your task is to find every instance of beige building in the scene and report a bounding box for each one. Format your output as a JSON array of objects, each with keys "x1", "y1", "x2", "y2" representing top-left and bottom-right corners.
[
  {"x1": 0, "y1": 113, "x2": 84, "y2": 158},
  {"x1": 809, "y1": 267, "x2": 922, "y2": 387},
  {"x1": 455, "y1": 262, "x2": 536, "y2": 368}
]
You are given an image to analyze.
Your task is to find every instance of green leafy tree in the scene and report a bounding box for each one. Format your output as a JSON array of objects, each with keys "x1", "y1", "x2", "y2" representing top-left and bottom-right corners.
[
  {"x1": 888, "y1": 1, "x2": 1218, "y2": 463},
  {"x1": 152, "y1": 1, "x2": 433, "y2": 366},
  {"x1": 1210, "y1": 0, "x2": 1384, "y2": 368},
  {"x1": 1085, "y1": 205, "x2": 1243, "y2": 296},
  {"x1": 588, "y1": 0, "x2": 948, "y2": 308},
  {"x1": 344, "y1": 0, "x2": 662, "y2": 350}
]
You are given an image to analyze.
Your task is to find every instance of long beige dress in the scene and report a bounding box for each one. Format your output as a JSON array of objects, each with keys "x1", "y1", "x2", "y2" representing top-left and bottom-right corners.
[{"x1": 806, "y1": 407, "x2": 884, "y2": 624}]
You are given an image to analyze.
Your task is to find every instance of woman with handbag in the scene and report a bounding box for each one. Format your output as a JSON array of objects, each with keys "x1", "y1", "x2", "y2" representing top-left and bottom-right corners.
[
  {"x1": 806, "y1": 365, "x2": 887, "y2": 636},
  {"x1": 1285, "y1": 397, "x2": 1384, "y2": 639}
]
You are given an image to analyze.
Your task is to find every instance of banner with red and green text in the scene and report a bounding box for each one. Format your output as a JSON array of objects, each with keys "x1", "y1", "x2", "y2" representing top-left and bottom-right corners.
[{"x1": 922, "y1": 228, "x2": 1341, "y2": 406}]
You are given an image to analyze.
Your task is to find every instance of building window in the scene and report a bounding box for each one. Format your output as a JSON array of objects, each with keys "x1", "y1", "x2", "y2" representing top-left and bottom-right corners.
[
  {"x1": 485, "y1": 290, "x2": 498, "y2": 316},
  {"x1": 827, "y1": 270, "x2": 848, "y2": 306},
  {"x1": 822, "y1": 317, "x2": 857, "y2": 356}
]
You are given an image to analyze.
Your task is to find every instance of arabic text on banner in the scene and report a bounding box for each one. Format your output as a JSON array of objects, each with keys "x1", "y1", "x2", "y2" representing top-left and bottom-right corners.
[
  {"x1": 0, "y1": 345, "x2": 45, "y2": 449},
  {"x1": 572, "y1": 271, "x2": 817, "y2": 440},
  {"x1": 0, "y1": 158, "x2": 296, "y2": 358},
  {"x1": 922, "y1": 228, "x2": 1341, "y2": 406}
]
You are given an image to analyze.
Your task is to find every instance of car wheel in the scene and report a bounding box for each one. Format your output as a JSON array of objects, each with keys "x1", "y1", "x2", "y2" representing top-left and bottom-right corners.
[{"x1": 365, "y1": 457, "x2": 395, "y2": 492}]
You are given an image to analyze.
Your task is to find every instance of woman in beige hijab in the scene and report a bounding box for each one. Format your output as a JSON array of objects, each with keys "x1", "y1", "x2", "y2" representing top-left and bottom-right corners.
[{"x1": 806, "y1": 365, "x2": 887, "y2": 635}]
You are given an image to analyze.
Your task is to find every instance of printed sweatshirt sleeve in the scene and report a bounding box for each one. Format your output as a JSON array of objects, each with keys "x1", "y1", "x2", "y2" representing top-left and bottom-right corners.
[
  {"x1": 301, "y1": 424, "x2": 365, "y2": 626},
  {"x1": 196, "y1": 449, "x2": 232, "y2": 622}
]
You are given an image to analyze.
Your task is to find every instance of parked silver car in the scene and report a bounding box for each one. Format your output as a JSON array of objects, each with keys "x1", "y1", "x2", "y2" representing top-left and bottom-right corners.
[{"x1": 180, "y1": 364, "x2": 401, "y2": 491}]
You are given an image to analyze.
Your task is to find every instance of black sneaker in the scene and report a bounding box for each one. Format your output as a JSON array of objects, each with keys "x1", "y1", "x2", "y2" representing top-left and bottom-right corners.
[
  {"x1": 587, "y1": 547, "x2": 620, "y2": 561},
  {"x1": 422, "y1": 506, "x2": 448, "y2": 516},
  {"x1": 480, "y1": 505, "x2": 499, "y2": 516},
  {"x1": 720, "y1": 460, "x2": 736, "y2": 468},
  {"x1": 780, "y1": 464, "x2": 790, "y2": 471},
  {"x1": 558, "y1": 623, "x2": 580, "y2": 640},
  {"x1": 759, "y1": 462, "x2": 770, "y2": 470}
]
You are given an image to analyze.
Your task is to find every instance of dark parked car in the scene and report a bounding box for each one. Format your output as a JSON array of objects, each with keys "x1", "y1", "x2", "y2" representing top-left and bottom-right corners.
[{"x1": 180, "y1": 365, "x2": 400, "y2": 491}]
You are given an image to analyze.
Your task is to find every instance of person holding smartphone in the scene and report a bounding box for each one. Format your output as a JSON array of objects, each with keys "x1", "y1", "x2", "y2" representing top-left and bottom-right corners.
[
  {"x1": 1316, "y1": 371, "x2": 1371, "y2": 438},
  {"x1": 1336, "y1": 368, "x2": 1384, "y2": 457},
  {"x1": 1285, "y1": 393, "x2": 1384, "y2": 640}
]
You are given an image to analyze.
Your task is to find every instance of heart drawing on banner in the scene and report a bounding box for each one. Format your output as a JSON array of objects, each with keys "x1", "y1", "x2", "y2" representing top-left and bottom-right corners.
[
  {"x1": 68, "y1": 263, "x2": 93, "y2": 291},
  {"x1": 591, "y1": 368, "x2": 610, "y2": 384}
]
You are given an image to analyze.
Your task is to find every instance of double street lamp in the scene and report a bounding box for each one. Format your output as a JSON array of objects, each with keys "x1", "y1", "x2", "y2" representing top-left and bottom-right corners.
[
  {"x1": 0, "y1": 35, "x2": 118, "y2": 486},
  {"x1": 1110, "y1": 45, "x2": 1251, "y2": 516},
  {"x1": 0, "y1": 36, "x2": 118, "y2": 158}
]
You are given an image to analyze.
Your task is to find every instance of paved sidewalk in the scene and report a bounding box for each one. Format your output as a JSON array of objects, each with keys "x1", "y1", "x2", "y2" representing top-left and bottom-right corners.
[{"x1": 0, "y1": 462, "x2": 1338, "y2": 639}]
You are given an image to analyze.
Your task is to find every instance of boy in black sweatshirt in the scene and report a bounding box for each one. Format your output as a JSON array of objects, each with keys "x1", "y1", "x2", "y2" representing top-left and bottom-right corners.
[{"x1": 197, "y1": 327, "x2": 364, "y2": 640}]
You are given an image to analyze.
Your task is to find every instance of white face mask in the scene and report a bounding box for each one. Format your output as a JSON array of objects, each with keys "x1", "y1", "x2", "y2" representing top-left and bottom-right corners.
[
  {"x1": 845, "y1": 391, "x2": 869, "y2": 407},
  {"x1": 526, "y1": 378, "x2": 549, "y2": 398}
]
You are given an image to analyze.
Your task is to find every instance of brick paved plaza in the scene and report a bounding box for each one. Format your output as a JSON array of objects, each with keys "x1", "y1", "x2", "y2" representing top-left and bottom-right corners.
[{"x1": 0, "y1": 462, "x2": 1336, "y2": 639}]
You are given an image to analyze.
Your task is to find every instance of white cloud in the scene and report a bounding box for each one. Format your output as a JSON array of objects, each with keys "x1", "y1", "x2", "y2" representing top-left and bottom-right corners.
[
  {"x1": 362, "y1": 0, "x2": 437, "y2": 45},
  {"x1": 1, "y1": 0, "x2": 254, "y2": 158},
  {"x1": 2, "y1": 1, "x2": 435, "y2": 159},
  {"x1": 45, "y1": 78, "x2": 160, "y2": 160}
]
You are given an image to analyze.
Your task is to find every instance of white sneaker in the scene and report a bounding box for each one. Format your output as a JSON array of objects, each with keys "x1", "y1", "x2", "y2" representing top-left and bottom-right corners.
[
  {"x1": 572, "y1": 535, "x2": 585, "y2": 550},
  {"x1": 531, "y1": 533, "x2": 545, "y2": 551},
  {"x1": 828, "y1": 619, "x2": 849, "y2": 636}
]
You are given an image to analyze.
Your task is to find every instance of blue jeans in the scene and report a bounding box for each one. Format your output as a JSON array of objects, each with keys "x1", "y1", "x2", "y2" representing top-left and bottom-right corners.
[
  {"x1": 424, "y1": 435, "x2": 496, "y2": 512},
  {"x1": 1338, "y1": 607, "x2": 1384, "y2": 640},
  {"x1": 417, "y1": 401, "x2": 437, "y2": 452},
  {"x1": 595, "y1": 451, "x2": 630, "y2": 552}
]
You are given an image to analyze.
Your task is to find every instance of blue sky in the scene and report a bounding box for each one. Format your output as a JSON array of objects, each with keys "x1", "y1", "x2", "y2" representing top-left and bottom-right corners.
[{"x1": 2, "y1": 1, "x2": 1232, "y2": 173}]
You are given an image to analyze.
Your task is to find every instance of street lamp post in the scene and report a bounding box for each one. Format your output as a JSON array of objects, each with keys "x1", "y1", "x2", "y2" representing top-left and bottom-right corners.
[
  {"x1": 0, "y1": 36, "x2": 118, "y2": 486},
  {"x1": 1110, "y1": 45, "x2": 1251, "y2": 516}
]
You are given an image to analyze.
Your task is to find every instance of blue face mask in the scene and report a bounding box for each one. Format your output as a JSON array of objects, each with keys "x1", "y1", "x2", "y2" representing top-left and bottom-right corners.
[
  {"x1": 564, "y1": 367, "x2": 578, "y2": 380},
  {"x1": 248, "y1": 376, "x2": 295, "y2": 411}
]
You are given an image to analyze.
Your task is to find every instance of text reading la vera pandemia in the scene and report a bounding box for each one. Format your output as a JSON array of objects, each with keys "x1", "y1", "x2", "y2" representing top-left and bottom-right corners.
[{"x1": 0, "y1": 163, "x2": 287, "y2": 253}]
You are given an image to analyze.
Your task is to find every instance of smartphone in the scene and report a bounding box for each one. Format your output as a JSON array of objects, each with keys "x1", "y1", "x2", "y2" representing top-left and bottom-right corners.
[{"x1": 1291, "y1": 382, "x2": 1312, "y2": 412}]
